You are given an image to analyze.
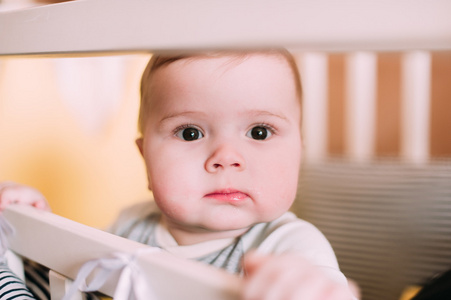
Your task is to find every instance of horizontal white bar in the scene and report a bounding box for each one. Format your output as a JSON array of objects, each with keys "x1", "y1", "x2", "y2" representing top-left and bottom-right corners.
[
  {"x1": 3, "y1": 205, "x2": 241, "y2": 299},
  {"x1": 0, "y1": 0, "x2": 451, "y2": 56}
]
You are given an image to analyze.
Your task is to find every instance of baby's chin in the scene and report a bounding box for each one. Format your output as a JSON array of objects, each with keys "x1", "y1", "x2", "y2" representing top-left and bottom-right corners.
[
  {"x1": 195, "y1": 216, "x2": 271, "y2": 234},
  {"x1": 166, "y1": 208, "x2": 280, "y2": 236}
]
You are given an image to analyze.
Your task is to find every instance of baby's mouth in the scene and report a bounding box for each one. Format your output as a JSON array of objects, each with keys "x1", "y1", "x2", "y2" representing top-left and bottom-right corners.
[{"x1": 205, "y1": 189, "x2": 249, "y2": 202}]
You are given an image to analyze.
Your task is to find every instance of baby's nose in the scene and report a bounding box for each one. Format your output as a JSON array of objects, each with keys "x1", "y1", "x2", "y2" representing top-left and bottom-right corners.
[{"x1": 205, "y1": 144, "x2": 246, "y2": 173}]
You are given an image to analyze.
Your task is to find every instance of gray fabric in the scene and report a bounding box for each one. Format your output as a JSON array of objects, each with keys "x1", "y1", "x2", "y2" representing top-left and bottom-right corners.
[
  {"x1": 115, "y1": 212, "x2": 245, "y2": 274},
  {"x1": 116, "y1": 213, "x2": 161, "y2": 246},
  {"x1": 195, "y1": 238, "x2": 244, "y2": 274}
]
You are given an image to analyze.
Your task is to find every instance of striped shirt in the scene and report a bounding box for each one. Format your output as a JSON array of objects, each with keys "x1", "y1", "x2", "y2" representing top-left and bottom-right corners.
[{"x1": 0, "y1": 262, "x2": 35, "y2": 300}]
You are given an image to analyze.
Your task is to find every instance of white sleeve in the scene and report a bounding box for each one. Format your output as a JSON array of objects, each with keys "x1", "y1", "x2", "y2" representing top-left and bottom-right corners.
[{"x1": 245, "y1": 212, "x2": 348, "y2": 286}]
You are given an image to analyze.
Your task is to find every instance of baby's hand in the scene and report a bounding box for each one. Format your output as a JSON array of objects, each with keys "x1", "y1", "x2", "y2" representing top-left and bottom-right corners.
[
  {"x1": 0, "y1": 181, "x2": 50, "y2": 212},
  {"x1": 242, "y1": 252, "x2": 353, "y2": 300}
]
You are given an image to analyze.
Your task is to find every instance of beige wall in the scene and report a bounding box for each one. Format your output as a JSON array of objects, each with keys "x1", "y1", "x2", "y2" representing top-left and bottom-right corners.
[{"x1": 0, "y1": 55, "x2": 152, "y2": 228}]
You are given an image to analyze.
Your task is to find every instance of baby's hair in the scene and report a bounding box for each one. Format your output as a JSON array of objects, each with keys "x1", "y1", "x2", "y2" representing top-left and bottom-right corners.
[{"x1": 138, "y1": 49, "x2": 302, "y2": 134}]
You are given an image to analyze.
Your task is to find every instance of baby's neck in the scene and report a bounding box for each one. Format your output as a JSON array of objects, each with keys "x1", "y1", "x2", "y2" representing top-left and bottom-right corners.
[{"x1": 161, "y1": 217, "x2": 249, "y2": 246}]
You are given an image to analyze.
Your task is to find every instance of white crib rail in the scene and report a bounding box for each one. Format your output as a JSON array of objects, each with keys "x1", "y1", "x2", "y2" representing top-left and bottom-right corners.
[
  {"x1": 2, "y1": 205, "x2": 241, "y2": 299},
  {"x1": 0, "y1": 0, "x2": 450, "y2": 56}
]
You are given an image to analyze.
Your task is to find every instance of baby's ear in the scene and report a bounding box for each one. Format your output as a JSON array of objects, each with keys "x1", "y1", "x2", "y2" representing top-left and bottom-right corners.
[{"x1": 135, "y1": 138, "x2": 144, "y2": 156}]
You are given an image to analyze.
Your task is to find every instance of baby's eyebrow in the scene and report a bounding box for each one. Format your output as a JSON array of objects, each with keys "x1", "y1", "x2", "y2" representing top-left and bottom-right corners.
[
  {"x1": 158, "y1": 110, "x2": 288, "y2": 126},
  {"x1": 249, "y1": 110, "x2": 289, "y2": 122},
  {"x1": 159, "y1": 111, "x2": 207, "y2": 124}
]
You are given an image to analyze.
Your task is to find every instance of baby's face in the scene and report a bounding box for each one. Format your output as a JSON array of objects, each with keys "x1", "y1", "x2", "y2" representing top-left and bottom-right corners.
[{"x1": 138, "y1": 54, "x2": 302, "y2": 238}]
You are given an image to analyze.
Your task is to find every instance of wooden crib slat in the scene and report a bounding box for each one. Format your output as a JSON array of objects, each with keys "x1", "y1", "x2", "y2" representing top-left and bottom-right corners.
[
  {"x1": 401, "y1": 51, "x2": 431, "y2": 163},
  {"x1": 3, "y1": 205, "x2": 241, "y2": 299},
  {"x1": 300, "y1": 53, "x2": 329, "y2": 161},
  {"x1": 345, "y1": 52, "x2": 378, "y2": 160}
]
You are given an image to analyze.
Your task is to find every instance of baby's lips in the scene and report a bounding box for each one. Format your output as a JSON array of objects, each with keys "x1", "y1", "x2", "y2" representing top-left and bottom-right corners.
[{"x1": 205, "y1": 189, "x2": 249, "y2": 202}]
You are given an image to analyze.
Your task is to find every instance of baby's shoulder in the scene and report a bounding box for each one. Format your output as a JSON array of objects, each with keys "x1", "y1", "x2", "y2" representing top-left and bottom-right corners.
[
  {"x1": 244, "y1": 212, "x2": 337, "y2": 263},
  {"x1": 256, "y1": 212, "x2": 324, "y2": 242}
]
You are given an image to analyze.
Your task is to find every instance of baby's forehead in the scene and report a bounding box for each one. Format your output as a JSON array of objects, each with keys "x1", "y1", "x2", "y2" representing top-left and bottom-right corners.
[
  {"x1": 153, "y1": 53, "x2": 296, "y2": 82},
  {"x1": 174, "y1": 52, "x2": 290, "y2": 67},
  {"x1": 150, "y1": 54, "x2": 297, "y2": 94}
]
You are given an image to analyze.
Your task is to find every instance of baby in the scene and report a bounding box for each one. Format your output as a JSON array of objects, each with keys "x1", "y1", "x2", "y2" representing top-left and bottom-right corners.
[{"x1": 0, "y1": 50, "x2": 355, "y2": 299}]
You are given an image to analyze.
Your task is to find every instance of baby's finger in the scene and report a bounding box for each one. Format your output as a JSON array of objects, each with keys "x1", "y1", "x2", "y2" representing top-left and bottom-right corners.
[
  {"x1": 0, "y1": 196, "x2": 17, "y2": 211},
  {"x1": 242, "y1": 257, "x2": 275, "y2": 299},
  {"x1": 0, "y1": 184, "x2": 49, "y2": 212},
  {"x1": 32, "y1": 200, "x2": 51, "y2": 212},
  {"x1": 321, "y1": 282, "x2": 353, "y2": 300},
  {"x1": 242, "y1": 251, "x2": 270, "y2": 276},
  {"x1": 260, "y1": 267, "x2": 304, "y2": 300},
  {"x1": 296, "y1": 273, "x2": 352, "y2": 300}
]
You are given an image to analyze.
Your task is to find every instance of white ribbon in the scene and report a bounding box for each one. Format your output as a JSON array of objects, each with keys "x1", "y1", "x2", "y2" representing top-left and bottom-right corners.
[
  {"x1": 63, "y1": 248, "x2": 161, "y2": 300},
  {"x1": 0, "y1": 215, "x2": 15, "y2": 259}
]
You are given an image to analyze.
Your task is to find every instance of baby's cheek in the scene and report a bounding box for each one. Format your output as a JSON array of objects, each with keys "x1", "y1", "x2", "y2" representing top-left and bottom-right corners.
[
  {"x1": 263, "y1": 171, "x2": 297, "y2": 211},
  {"x1": 161, "y1": 202, "x2": 185, "y2": 218},
  {"x1": 153, "y1": 188, "x2": 189, "y2": 218}
]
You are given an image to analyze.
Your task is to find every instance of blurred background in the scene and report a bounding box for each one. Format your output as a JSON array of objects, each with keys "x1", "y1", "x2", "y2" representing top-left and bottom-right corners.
[{"x1": 0, "y1": 53, "x2": 151, "y2": 228}]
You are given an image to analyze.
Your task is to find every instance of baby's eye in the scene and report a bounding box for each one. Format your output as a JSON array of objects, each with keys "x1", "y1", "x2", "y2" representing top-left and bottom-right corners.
[
  {"x1": 175, "y1": 127, "x2": 204, "y2": 141},
  {"x1": 246, "y1": 126, "x2": 273, "y2": 140}
]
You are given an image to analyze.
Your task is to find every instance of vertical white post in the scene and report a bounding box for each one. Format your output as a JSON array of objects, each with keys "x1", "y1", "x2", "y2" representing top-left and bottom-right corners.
[
  {"x1": 49, "y1": 270, "x2": 82, "y2": 300},
  {"x1": 345, "y1": 52, "x2": 378, "y2": 161},
  {"x1": 401, "y1": 51, "x2": 431, "y2": 164},
  {"x1": 299, "y1": 52, "x2": 329, "y2": 162}
]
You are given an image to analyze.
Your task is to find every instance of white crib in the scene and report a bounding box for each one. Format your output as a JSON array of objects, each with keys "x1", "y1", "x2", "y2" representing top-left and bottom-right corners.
[
  {"x1": 3, "y1": 205, "x2": 241, "y2": 299},
  {"x1": 1, "y1": 1, "x2": 450, "y2": 299}
]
